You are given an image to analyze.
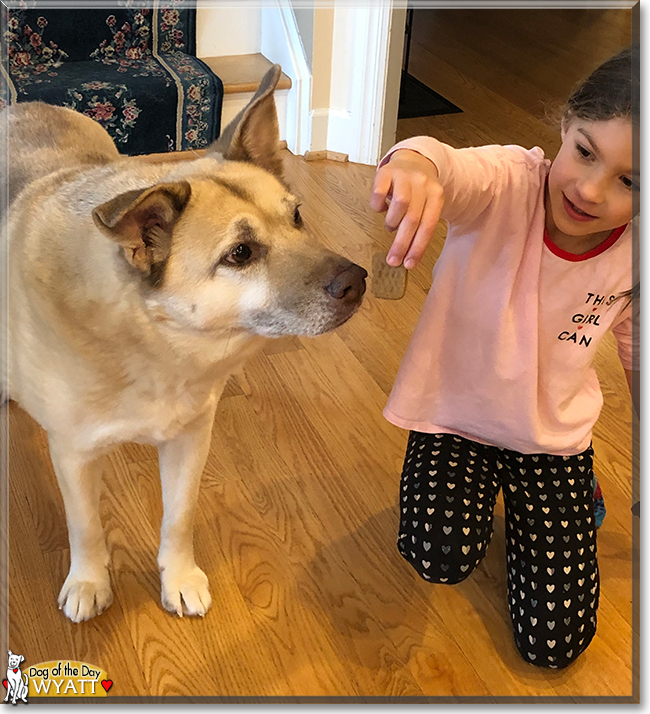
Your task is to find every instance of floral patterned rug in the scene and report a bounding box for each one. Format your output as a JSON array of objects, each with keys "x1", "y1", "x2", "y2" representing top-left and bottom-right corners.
[{"x1": 1, "y1": 2, "x2": 223, "y2": 155}]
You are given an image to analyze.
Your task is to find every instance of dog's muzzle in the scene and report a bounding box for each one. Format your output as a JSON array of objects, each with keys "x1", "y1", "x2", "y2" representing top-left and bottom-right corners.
[{"x1": 325, "y1": 262, "x2": 368, "y2": 304}]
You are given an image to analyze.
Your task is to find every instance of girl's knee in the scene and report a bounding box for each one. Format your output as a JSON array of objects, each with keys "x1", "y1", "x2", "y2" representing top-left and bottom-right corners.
[
  {"x1": 515, "y1": 625, "x2": 596, "y2": 669},
  {"x1": 397, "y1": 539, "x2": 480, "y2": 584},
  {"x1": 512, "y1": 609, "x2": 598, "y2": 669},
  {"x1": 397, "y1": 430, "x2": 498, "y2": 586}
]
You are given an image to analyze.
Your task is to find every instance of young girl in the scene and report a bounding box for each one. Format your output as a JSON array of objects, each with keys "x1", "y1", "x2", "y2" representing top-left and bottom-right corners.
[{"x1": 370, "y1": 48, "x2": 638, "y2": 669}]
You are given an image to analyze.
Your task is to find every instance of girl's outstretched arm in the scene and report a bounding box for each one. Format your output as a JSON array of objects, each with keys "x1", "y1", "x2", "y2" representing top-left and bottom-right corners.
[{"x1": 370, "y1": 137, "x2": 547, "y2": 270}]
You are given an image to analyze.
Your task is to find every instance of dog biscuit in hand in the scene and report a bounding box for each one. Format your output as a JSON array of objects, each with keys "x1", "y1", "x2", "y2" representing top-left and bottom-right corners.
[{"x1": 372, "y1": 251, "x2": 408, "y2": 300}]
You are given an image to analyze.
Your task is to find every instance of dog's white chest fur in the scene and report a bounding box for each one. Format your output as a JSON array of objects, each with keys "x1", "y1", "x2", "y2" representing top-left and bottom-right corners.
[
  {"x1": 93, "y1": 375, "x2": 221, "y2": 447},
  {"x1": 78, "y1": 331, "x2": 260, "y2": 451}
]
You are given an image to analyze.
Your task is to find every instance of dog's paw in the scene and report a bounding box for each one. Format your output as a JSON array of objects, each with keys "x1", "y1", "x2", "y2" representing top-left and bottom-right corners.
[
  {"x1": 58, "y1": 572, "x2": 113, "y2": 623},
  {"x1": 160, "y1": 563, "x2": 212, "y2": 617}
]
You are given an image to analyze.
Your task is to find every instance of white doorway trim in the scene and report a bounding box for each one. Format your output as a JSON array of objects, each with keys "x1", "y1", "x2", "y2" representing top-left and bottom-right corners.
[
  {"x1": 261, "y1": 1, "x2": 313, "y2": 156},
  {"x1": 317, "y1": 1, "x2": 405, "y2": 165},
  {"x1": 262, "y1": 1, "x2": 405, "y2": 165}
]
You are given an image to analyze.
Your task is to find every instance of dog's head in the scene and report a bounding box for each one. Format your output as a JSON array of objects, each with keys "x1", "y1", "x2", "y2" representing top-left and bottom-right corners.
[
  {"x1": 7, "y1": 651, "x2": 24, "y2": 669},
  {"x1": 92, "y1": 65, "x2": 367, "y2": 338}
]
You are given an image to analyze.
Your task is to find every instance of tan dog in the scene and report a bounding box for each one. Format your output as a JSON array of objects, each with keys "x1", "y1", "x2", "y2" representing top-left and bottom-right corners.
[{"x1": 1, "y1": 66, "x2": 366, "y2": 623}]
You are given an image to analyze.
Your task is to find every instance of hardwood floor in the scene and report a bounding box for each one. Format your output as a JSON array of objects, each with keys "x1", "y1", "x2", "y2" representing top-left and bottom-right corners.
[
  {"x1": 4, "y1": 7, "x2": 636, "y2": 701},
  {"x1": 398, "y1": 7, "x2": 634, "y2": 155}
]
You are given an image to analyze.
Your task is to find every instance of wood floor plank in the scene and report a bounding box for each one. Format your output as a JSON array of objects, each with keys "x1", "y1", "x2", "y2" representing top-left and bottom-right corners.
[
  {"x1": 203, "y1": 392, "x2": 426, "y2": 696},
  {"x1": 215, "y1": 355, "x2": 489, "y2": 696},
  {"x1": 410, "y1": 9, "x2": 632, "y2": 122},
  {"x1": 8, "y1": 481, "x2": 75, "y2": 661},
  {"x1": 7, "y1": 404, "x2": 68, "y2": 554},
  {"x1": 41, "y1": 548, "x2": 152, "y2": 697},
  {"x1": 6, "y1": 405, "x2": 150, "y2": 694},
  {"x1": 98, "y1": 453, "x2": 219, "y2": 697}
]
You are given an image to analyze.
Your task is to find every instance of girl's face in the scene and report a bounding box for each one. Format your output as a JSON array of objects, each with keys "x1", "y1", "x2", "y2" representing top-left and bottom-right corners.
[{"x1": 546, "y1": 117, "x2": 637, "y2": 241}]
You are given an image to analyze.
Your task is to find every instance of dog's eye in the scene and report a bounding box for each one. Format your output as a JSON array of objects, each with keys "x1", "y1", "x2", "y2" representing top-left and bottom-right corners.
[
  {"x1": 293, "y1": 206, "x2": 303, "y2": 227},
  {"x1": 225, "y1": 243, "x2": 253, "y2": 265}
]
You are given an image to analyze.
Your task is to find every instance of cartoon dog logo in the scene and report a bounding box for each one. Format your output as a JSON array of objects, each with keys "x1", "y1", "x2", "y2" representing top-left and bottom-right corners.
[{"x1": 3, "y1": 651, "x2": 28, "y2": 705}]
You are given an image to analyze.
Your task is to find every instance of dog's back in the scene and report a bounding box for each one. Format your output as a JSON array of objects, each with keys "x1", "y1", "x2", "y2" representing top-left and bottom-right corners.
[
  {"x1": 1, "y1": 101, "x2": 120, "y2": 213},
  {"x1": 1, "y1": 102, "x2": 121, "y2": 402}
]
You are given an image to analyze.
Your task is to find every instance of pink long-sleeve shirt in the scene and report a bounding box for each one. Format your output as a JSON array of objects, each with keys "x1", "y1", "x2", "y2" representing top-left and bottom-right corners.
[{"x1": 381, "y1": 137, "x2": 637, "y2": 455}]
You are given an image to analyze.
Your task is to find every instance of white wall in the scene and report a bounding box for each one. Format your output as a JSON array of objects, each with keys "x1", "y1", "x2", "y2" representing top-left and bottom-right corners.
[
  {"x1": 309, "y1": 7, "x2": 334, "y2": 151},
  {"x1": 196, "y1": 4, "x2": 261, "y2": 57}
]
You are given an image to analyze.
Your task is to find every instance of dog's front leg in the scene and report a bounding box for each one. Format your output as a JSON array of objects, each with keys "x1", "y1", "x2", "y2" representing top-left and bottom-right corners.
[
  {"x1": 47, "y1": 437, "x2": 112, "y2": 623},
  {"x1": 157, "y1": 395, "x2": 219, "y2": 617}
]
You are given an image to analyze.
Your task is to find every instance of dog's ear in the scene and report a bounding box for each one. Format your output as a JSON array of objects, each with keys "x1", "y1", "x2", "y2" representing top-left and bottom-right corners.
[
  {"x1": 92, "y1": 181, "x2": 191, "y2": 275},
  {"x1": 7, "y1": 650, "x2": 11, "y2": 657},
  {"x1": 19, "y1": 655, "x2": 24, "y2": 664},
  {"x1": 206, "y1": 64, "x2": 283, "y2": 179}
]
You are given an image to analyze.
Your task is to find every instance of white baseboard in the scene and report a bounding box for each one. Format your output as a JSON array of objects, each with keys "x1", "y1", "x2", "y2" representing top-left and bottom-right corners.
[{"x1": 304, "y1": 150, "x2": 348, "y2": 162}]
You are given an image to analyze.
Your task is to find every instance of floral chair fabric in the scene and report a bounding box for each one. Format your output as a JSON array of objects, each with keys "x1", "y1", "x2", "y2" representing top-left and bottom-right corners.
[{"x1": 1, "y1": 1, "x2": 223, "y2": 155}]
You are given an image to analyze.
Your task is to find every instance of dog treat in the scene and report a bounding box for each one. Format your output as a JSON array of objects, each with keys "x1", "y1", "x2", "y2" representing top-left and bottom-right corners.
[{"x1": 372, "y1": 251, "x2": 408, "y2": 300}]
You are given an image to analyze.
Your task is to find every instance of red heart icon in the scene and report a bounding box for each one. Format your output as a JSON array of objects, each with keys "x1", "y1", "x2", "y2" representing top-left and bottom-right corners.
[
  {"x1": 2, "y1": 679, "x2": 7, "y2": 690},
  {"x1": 101, "y1": 679, "x2": 113, "y2": 693}
]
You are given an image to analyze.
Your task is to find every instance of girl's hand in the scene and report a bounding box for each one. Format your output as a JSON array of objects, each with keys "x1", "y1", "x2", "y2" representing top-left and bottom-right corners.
[{"x1": 370, "y1": 149, "x2": 444, "y2": 269}]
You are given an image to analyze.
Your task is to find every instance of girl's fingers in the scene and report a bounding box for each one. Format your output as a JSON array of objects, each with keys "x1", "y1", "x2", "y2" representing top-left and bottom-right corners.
[
  {"x1": 402, "y1": 191, "x2": 443, "y2": 269},
  {"x1": 370, "y1": 168, "x2": 393, "y2": 212},
  {"x1": 386, "y1": 188, "x2": 425, "y2": 266},
  {"x1": 384, "y1": 180, "x2": 412, "y2": 234},
  {"x1": 370, "y1": 157, "x2": 442, "y2": 268}
]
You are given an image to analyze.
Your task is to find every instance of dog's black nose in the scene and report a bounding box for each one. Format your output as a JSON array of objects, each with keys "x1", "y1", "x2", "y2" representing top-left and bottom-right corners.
[{"x1": 325, "y1": 262, "x2": 368, "y2": 302}]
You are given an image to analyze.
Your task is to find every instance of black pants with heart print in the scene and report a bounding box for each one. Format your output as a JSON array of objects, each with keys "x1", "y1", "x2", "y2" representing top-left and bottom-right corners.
[{"x1": 397, "y1": 430, "x2": 599, "y2": 669}]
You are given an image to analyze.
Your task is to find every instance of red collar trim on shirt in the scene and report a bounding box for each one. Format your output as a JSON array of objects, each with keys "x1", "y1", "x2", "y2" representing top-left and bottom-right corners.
[{"x1": 543, "y1": 224, "x2": 628, "y2": 262}]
